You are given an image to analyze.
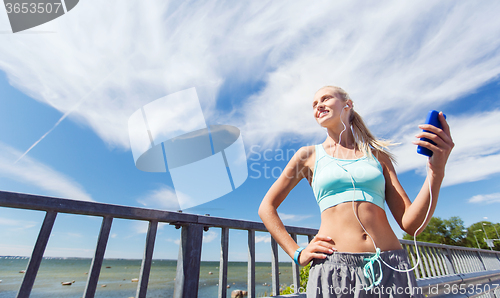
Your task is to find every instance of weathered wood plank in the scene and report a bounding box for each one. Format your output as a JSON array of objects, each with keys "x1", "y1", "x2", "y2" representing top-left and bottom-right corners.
[
  {"x1": 219, "y1": 227, "x2": 229, "y2": 298},
  {"x1": 136, "y1": 220, "x2": 158, "y2": 298},
  {"x1": 173, "y1": 224, "x2": 203, "y2": 298},
  {"x1": 16, "y1": 211, "x2": 57, "y2": 298},
  {"x1": 290, "y1": 233, "x2": 300, "y2": 294},
  {"x1": 248, "y1": 230, "x2": 256, "y2": 298},
  {"x1": 83, "y1": 216, "x2": 113, "y2": 298},
  {"x1": 271, "y1": 237, "x2": 279, "y2": 296}
]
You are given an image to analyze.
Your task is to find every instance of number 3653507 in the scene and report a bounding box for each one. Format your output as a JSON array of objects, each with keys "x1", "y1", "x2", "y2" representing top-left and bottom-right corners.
[
  {"x1": 5, "y1": 2, "x2": 62, "y2": 14},
  {"x1": 443, "y1": 284, "x2": 499, "y2": 295}
]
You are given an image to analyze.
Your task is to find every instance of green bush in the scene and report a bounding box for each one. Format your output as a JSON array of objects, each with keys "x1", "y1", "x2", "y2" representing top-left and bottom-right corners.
[{"x1": 279, "y1": 263, "x2": 310, "y2": 294}]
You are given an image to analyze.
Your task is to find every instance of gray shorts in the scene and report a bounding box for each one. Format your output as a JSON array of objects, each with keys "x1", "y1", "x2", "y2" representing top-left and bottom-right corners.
[{"x1": 306, "y1": 249, "x2": 424, "y2": 298}]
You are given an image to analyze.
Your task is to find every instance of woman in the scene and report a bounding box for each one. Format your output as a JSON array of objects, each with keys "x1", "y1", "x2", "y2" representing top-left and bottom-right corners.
[{"x1": 258, "y1": 86, "x2": 454, "y2": 297}]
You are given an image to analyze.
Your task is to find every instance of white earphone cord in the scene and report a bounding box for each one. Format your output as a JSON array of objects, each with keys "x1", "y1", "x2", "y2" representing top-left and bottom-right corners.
[
  {"x1": 335, "y1": 107, "x2": 432, "y2": 273},
  {"x1": 346, "y1": 164, "x2": 432, "y2": 273}
]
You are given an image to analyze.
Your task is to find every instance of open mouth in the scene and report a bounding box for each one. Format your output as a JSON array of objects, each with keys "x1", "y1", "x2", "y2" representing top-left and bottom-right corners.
[{"x1": 317, "y1": 110, "x2": 329, "y2": 118}]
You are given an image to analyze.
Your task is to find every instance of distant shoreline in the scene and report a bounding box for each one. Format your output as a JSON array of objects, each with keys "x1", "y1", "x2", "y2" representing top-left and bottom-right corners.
[
  {"x1": 0, "y1": 257, "x2": 296, "y2": 298},
  {"x1": 0, "y1": 256, "x2": 293, "y2": 264}
]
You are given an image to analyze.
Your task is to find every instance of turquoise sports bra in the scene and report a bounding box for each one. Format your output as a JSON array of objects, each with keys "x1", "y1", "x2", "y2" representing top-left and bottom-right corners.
[{"x1": 311, "y1": 144, "x2": 386, "y2": 213}]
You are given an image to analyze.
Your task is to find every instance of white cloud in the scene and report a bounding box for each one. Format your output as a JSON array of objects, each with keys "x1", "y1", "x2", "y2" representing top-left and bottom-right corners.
[
  {"x1": 132, "y1": 220, "x2": 169, "y2": 234},
  {"x1": 278, "y1": 212, "x2": 313, "y2": 223},
  {"x1": 238, "y1": 1, "x2": 500, "y2": 149},
  {"x1": 0, "y1": 142, "x2": 93, "y2": 201},
  {"x1": 392, "y1": 110, "x2": 500, "y2": 186},
  {"x1": 162, "y1": 230, "x2": 217, "y2": 245},
  {"x1": 203, "y1": 230, "x2": 218, "y2": 243},
  {"x1": 1, "y1": 1, "x2": 497, "y2": 149},
  {"x1": 166, "y1": 238, "x2": 180, "y2": 246},
  {"x1": 469, "y1": 193, "x2": 500, "y2": 204},
  {"x1": 255, "y1": 235, "x2": 271, "y2": 243},
  {"x1": 1, "y1": 1, "x2": 500, "y2": 188},
  {"x1": 0, "y1": 217, "x2": 38, "y2": 230},
  {"x1": 137, "y1": 185, "x2": 180, "y2": 210},
  {"x1": 1, "y1": 0, "x2": 300, "y2": 149},
  {"x1": 443, "y1": 154, "x2": 500, "y2": 187},
  {"x1": 132, "y1": 221, "x2": 150, "y2": 234}
]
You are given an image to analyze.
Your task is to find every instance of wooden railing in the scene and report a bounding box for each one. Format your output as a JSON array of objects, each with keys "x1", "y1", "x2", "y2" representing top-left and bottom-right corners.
[
  {"x1": 0, "y1": 190, "x2": 316, "y2": 298},
  {"x1": 1, "y1": 190, "x2": 500, "y2": 298}
]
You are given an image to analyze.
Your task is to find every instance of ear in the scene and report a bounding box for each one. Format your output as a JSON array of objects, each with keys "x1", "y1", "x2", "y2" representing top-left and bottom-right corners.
[{"x1": 345, "y1": 99, "x2": 353, "y2": 109}]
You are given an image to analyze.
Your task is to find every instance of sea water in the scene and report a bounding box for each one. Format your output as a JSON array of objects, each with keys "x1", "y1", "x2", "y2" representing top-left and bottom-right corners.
[{"x1": 0, "y1": 257, "x2": 296, "y2": 297}]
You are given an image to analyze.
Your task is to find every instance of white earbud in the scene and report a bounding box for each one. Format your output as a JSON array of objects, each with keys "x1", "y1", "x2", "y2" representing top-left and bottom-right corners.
[{"x1": 344, "y1": 104, "x2": 349, "y2": 109}]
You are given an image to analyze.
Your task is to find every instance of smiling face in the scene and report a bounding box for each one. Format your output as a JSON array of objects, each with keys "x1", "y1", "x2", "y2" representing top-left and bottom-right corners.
[{"x1": 312, "y1": 86, "x2": 350, "y2": 128}]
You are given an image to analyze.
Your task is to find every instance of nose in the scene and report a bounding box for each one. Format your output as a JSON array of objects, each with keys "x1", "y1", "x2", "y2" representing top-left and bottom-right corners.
[{"x1": 315, "y1": 103, "x2": 325, "y2": 117}]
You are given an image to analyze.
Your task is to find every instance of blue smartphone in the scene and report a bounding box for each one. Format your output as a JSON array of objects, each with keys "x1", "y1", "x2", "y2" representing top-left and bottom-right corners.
[{"x1": 417, "y1": 110, "x2": 446, "y2": 157}]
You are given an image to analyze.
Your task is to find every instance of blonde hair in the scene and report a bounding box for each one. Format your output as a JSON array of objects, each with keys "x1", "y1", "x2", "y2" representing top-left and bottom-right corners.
[{"x1": 320, "y1": 86, "x2": 397, "y2": 163}]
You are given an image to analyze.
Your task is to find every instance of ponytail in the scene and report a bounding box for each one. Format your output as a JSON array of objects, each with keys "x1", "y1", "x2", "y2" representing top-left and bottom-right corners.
[{"x1": 350, "y1": 110, "x2": 397, "y2": 163}]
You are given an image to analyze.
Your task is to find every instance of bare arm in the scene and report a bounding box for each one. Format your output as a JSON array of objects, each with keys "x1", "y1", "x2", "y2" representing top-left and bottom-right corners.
[
  {"x1": 385, "y1": 112, "x2": 454, "y2": 235},
  {"x1": 258, "y1": 146, "x2": 334, "y2": 265}
]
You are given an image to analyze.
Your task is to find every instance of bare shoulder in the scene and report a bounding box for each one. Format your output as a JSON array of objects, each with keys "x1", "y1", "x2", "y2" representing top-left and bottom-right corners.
[
  {"x1": 296, "y1": 145, "x2": 316, "y2": 158},
  {"x1": 371, "y1": 149, "x2": 395, "y2": 173},
  {"x1": 294, "y1": 145, "x2": 316, "y2": 166},
  {"x1": 290, "y1": 145, "x2": 316, "y2": 184}
]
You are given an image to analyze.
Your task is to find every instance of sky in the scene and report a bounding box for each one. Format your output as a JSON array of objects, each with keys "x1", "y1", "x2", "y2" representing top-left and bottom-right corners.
[{"x1": 1, "y1": 0, "x2": 500, "y2": 263}]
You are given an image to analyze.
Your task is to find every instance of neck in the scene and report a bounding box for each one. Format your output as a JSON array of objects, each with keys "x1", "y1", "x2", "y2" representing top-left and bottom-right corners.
[
  {"x1": 324, "y1": 128, "x2": 360, "y2": 159},
  {"x1": 325, "y1": 126, "x2": 355, "y2": 148}
]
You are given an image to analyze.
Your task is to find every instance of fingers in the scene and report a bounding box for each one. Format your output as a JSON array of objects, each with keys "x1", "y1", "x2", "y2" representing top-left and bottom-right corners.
[
  {"x1": 415, "y1": 131, "x2": 445, "y2": 147},
  {"x1": 412, "y1": 138, "x2": 440, "y2": 154},
  {"x1": 415, "y1": 113, "x2": 454, "y2": 153},
  {"x1": 417, "y1": 112, "x2": 453, "y2": 144},
  {"x1": 413, "y1": 113, "x2": 454, "y2": 174},
  {"x1": 416, "y1": 124, "x2": 447, "y2": 141},
  {"x1": 413, "y1": 135, "x2": 453, "y2": 159},
  {"x1": 313, "y1": 234, "x2": 332, "y2": 242},
  {"x1": 414, "y1": 133, "x2": 453, "y2": 155},
  {"x1": 438, "y1": 112, "x2": 452, "y2": 136},
  {"x1": 310, "y1": 234, "x2": 336, "y2": 254},
  {"x1": 298, "y1": 234, "x2": 338, "y2": 265},
  {"x1": 299, "y1": 250, "x2": 330, "y2": 265}
]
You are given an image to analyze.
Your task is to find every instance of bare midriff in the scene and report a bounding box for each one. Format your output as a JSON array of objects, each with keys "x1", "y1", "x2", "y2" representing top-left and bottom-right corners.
[{"x1": 317, "y1": 201, "x2": 403, "y2": 253}]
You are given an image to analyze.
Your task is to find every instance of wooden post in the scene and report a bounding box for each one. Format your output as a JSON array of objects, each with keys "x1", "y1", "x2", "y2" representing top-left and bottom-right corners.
[
  {"x1": 219, "y1": 227, "x2": 229, "y2": 298},
  {"x1": 290, "y1": 233, "x2": 300, "y2": 293},
  {"x1": 83, "y1": 216, "x2": 113, "y2": 298},
  {"x1": 271, "y1": 237, "x2": 279, "y2": 296},
  {"x1": 16, "y1": 211, "x2": 57, "y2": 298},
  {"x1": 136, "y1": 220, "x2": 158, "y2": 298},
  {"x1": 248, "y1": 230, "x2": 256, "y2": 298},
  {"x1": 173, "y1": 224, "x2": 203, "y2": 298}
]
